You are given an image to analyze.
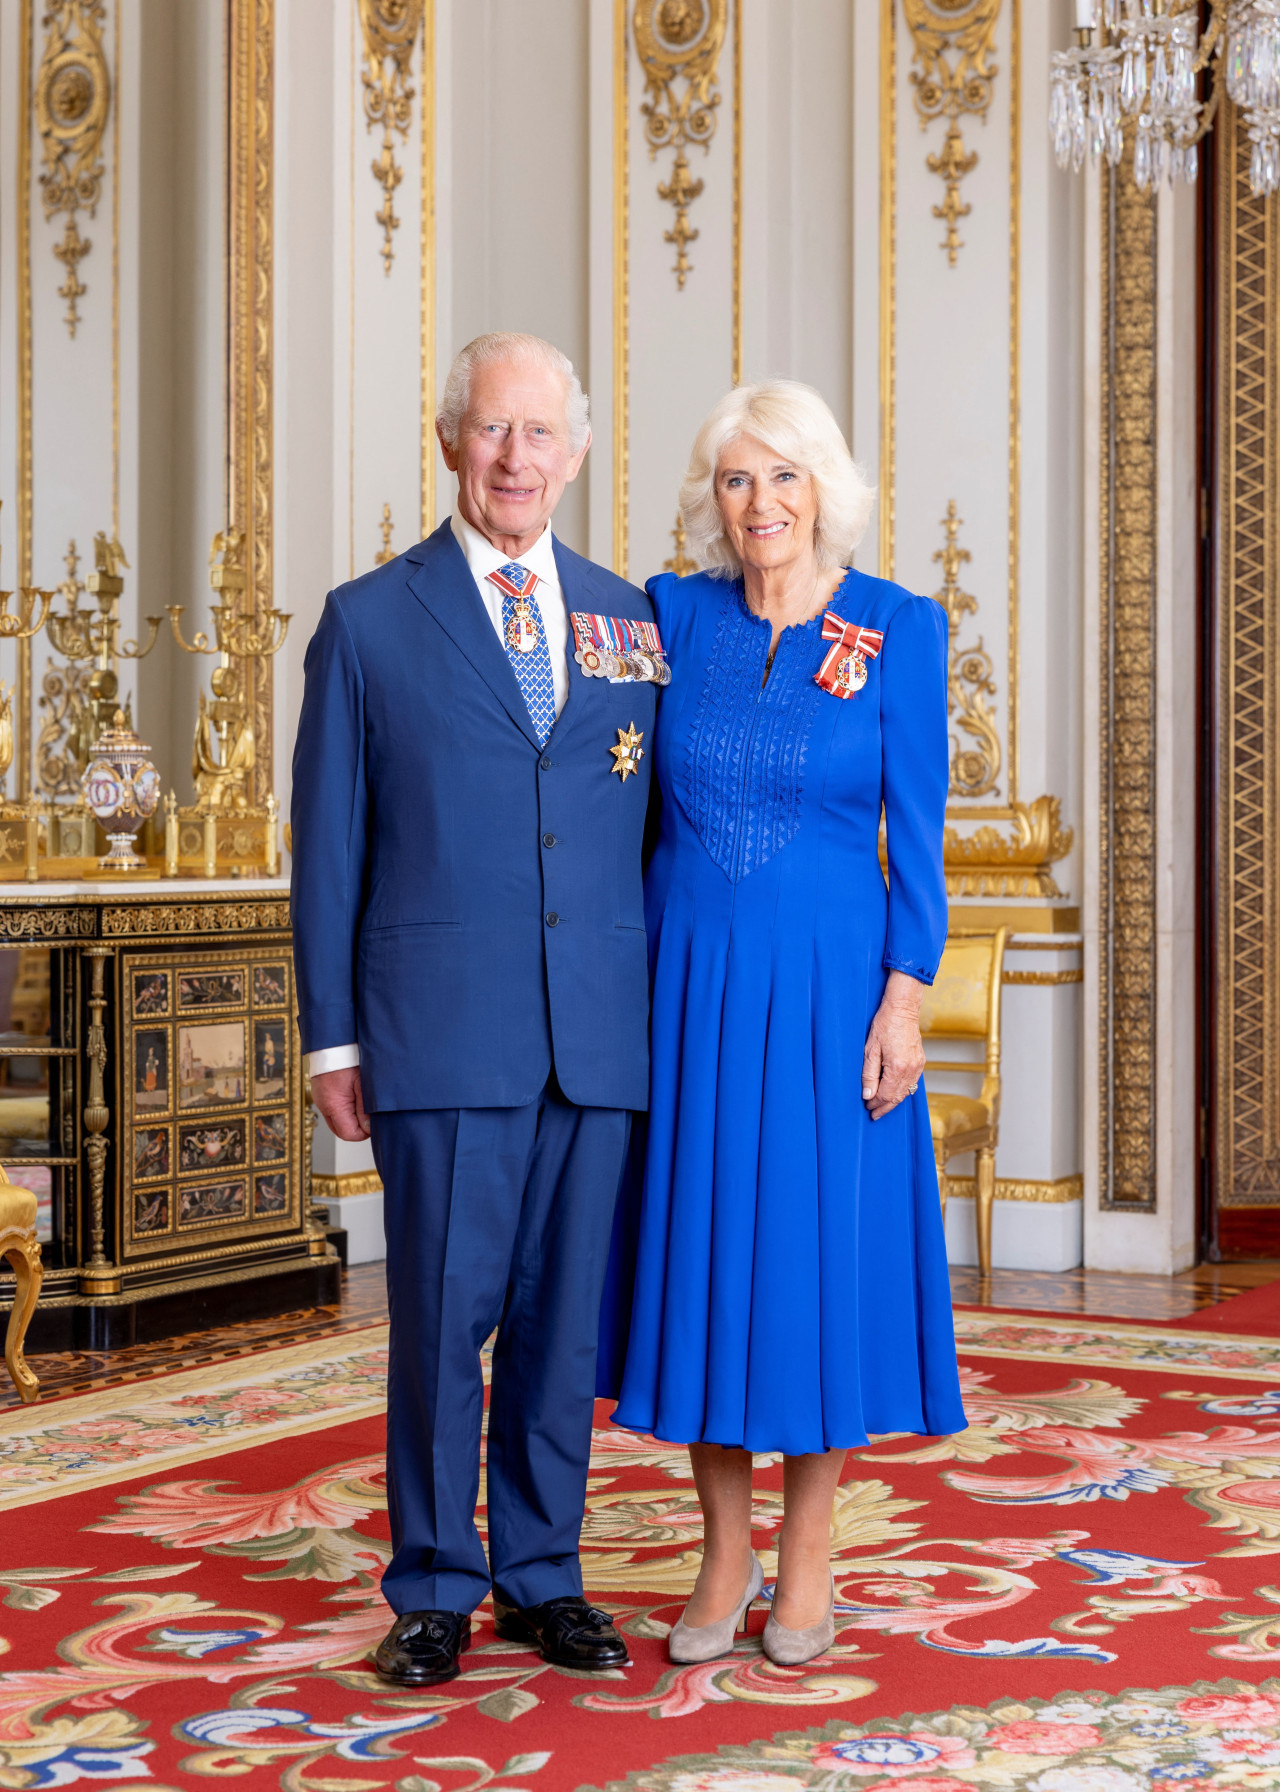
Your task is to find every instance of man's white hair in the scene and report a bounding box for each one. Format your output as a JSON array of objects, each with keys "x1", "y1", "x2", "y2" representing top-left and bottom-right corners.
[
  {"x1": 437, "y1": 332, "x2": 591, "y2": 454},
  {"x1": 679, "y1": 380, "x2": 875, "y2": 574}
]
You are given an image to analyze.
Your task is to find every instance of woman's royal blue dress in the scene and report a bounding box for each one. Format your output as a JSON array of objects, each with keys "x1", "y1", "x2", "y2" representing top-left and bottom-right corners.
[{"x1": 609, "y1": 566, "x2": 967, "y2": 1455}]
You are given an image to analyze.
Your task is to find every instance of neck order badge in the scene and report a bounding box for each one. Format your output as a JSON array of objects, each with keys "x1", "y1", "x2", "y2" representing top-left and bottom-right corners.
[{"x1": 489, "y1": 562, "x2": 542, "y2": 655}]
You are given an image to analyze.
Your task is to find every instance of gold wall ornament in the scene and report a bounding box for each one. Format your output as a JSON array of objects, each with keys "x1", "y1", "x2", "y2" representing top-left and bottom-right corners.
[
  {"x1": 634, "y1": 0, "x2": 728, "y2": 289},
  {"x1": 931, "y1": 501, "x2": 1001, "y2": 799},
  {"x1": 374, "y1": 503, "x2": 395, "y2": 566},
  {"x1": 901, "y1": 0, "x2": 1000, "y2": 266},
  {"x1": 1098, "y1": 149, "x2": 1158, "y2": 1213},
  {"x1": 228, "y1": 0, "x2": 276, "y2": 810},
  {"x1": 38, "y1": 541, "x2": 93, "y2": 798},
  {"x1": 358, "y1": 0, "x2": 425, "y2": 274},
  {"x1": 662, "y1": 515, "x2": 697, "y2": 577},
  {"x1": 941, "y1": 795, "x2": 1073, "y2": 898},
  {"x1": 34, "y1": 0, "x2": 111, "y2": 336}
]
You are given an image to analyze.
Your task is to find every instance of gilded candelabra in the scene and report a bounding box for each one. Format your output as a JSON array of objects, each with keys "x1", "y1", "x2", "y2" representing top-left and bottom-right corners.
[
  {"x1": 164, "y1": 528, "x2": 287, "y2": 876},
  {"x1": 43, "y1": 532, "x2": 162, "y2": 776}
]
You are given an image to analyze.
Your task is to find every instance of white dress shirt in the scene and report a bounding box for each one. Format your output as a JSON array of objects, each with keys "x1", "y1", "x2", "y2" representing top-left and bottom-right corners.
[{"x1": 306, "y1": 512, "x2": 571, "y2": 1078}]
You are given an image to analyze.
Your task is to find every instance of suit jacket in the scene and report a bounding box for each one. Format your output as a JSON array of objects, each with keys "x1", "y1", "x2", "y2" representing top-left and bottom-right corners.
[{"x1": 290, "y1": 519, "x2": 658, "y2": 1112}]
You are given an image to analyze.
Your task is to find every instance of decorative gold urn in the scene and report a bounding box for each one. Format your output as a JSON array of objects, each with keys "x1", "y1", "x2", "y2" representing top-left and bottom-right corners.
[{"x1": 80, "y1": 710, "x2": 162, "y2": 871}]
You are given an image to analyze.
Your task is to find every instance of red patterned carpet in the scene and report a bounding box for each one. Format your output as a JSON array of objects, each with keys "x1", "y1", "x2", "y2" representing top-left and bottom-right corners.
[{"x1": 7, "y1": 1313, "x2": 1280, "y2": 1788}]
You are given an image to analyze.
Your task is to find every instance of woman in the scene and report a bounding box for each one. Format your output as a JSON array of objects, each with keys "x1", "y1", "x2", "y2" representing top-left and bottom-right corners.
[{"x1": 610, "y1": 381, "x2": 966, "y2": 1667}]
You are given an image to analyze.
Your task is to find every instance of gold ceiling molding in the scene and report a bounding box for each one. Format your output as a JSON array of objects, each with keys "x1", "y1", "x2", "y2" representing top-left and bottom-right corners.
[
  {"x1": 34, "y1": 0, "x2": 110, "y2": 337},
  {"x1": 901, "y1": 0, "x2": 999, "y2": 266},
  {"x1": 228, "y1": 0, "x2": 275, "y2": 809},
  {"x1": 942, "y1": 795, "x2": 1072, "y2": 899},
  {"x1": 1098, "y1": 148, "x2": 1158, "y2": 1213},
  {"x1": 358, "y1": 0, "x2": 424, "y2": 274},
  {"x1": 634, "y1": 0, "x2": 727, "y2": 290},
  {"x1": 932, "y1": 500, "x2": 1001, "y2": 799},
  {"x1": 1213, "y1": 97, "x2": 1280, "y2": 1213}
]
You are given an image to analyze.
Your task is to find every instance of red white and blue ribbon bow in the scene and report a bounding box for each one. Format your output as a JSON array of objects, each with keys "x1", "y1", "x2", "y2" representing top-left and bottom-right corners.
[{"x1": 814, "y1": 611, "x2": 884, "y2": 698}]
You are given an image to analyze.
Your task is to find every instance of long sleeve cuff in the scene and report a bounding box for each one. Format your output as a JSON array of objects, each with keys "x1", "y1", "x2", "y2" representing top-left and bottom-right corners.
[{"x1": 306, "y1": 1043, "x2": 360, "y2": 1075}]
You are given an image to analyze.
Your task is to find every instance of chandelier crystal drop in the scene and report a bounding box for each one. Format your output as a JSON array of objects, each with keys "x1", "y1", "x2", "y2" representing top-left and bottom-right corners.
[{"x1": 1050, "y1": 0, "x2": 1280, "y2": 198}]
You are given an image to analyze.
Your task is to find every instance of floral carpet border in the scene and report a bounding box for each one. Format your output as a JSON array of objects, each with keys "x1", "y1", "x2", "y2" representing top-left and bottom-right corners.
[{"x1": 0, "y1": 1326, "x2": 390, "y2": 1511}]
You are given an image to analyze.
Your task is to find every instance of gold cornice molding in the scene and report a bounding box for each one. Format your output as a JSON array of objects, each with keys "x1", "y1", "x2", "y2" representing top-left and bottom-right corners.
[
  {"x1": 1098, "y1": 144, "x2": 1158, "y2": 1213},
  {"x1": 34, "y1": 0, "x2": 110, "y2": 337},
  {"x1": 947, "y1": 1173, "x2": 1082, "y2": 1205},
  {"x1": 634, "y1": 0, "x2": 727, "y2": 290},
  {"x1": 1003, "y1": 968, "x2": 1083, "y2": 987},
  {"x1": 313, "y1": 1169, "x2": 383, "y2": 1202},
  {"x1": 901, "y1": 0, "x2": 999, "y2": 266},
  {"x1": 357, "y1": 0, "x2": 424, "y2": 275},
  {"x1": 228, "y1": 0, "x2": 275, "y2": 809}
]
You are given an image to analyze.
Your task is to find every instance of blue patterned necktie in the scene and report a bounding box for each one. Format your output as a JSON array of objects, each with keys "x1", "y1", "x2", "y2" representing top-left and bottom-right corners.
[{"x1": 488, "y1": 562, "x2": 557, "y2": 746}]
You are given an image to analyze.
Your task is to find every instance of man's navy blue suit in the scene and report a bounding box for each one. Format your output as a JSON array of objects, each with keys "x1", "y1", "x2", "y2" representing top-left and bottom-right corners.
[{"x1": 291, "y1": 519, "x2": 656, "y2": 1615}]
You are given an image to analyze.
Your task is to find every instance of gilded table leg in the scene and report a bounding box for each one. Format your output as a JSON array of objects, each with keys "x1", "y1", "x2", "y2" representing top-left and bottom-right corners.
[
  {"x1": 2, "y1": 1235, "x2": 43, "y2": 1403},
  {"x1": 975, "y1": 1144, "x2": 996, "y2": 1280}
]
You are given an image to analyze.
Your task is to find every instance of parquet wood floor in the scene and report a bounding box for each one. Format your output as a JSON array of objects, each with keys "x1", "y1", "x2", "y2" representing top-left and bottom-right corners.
[{"x1": 3, "y1": 1257, "x2": 1279, "y2": 1411}]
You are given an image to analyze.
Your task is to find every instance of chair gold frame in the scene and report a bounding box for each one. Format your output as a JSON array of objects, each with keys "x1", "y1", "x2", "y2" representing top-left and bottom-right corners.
[
  {"x1": 920, "y1": 927, "x2": 1009, "y2": 1280},
  {"x1": 0, "y1": 1163, "x2": 43, "y2": 1403}
]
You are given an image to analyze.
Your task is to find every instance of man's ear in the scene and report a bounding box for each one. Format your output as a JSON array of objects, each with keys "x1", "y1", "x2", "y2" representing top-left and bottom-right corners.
[
  {"x1": 565, "y1": 426, "x2": 592, "y2": 484},
  {"x1": 437, "y1": 418, "x2": 460, "y2": 473}
]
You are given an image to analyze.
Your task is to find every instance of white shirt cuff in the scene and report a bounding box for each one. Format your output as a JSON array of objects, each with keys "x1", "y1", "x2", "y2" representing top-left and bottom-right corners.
[{"x1": 306, "y1": 1044, "x2": 360, "y2": 1075}]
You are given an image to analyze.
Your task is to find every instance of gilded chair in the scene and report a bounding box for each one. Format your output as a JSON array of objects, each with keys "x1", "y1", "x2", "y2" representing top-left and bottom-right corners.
[
  {"x1": 0, "y1": 1165, "x2": 43, "y2": 1403},
  {"x1": 919, "y1": 927, "x2": 1009, "y2": 1280}
]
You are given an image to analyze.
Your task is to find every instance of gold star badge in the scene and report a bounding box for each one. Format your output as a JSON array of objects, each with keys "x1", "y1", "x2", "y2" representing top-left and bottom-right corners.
[{"x1": 609, "y1": 722, "x2": 645, "y2": 782}]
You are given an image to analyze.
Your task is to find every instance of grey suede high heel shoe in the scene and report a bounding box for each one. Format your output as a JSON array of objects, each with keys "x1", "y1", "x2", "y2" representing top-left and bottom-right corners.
[
  {"x1": 668, "y1": 1554, "x2": 765, "y2": 1664},
  {"x1": 762, "y1": 1572, "x2": 836, "y2": 1666}
]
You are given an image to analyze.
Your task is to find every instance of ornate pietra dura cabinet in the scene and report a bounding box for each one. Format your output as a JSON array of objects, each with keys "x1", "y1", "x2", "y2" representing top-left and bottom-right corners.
[{"x1": 0, "y1": 880, "x2": 336, "y2": 1350}]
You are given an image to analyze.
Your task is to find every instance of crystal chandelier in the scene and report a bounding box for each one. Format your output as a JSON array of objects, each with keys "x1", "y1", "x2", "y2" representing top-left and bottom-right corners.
[{"x1": 1050, "y1": 0, "x2": 1280, "y2": 197}]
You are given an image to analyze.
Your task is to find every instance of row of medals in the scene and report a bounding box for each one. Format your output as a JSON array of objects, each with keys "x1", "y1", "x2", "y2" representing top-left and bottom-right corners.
[
  {"x1": 575, "y1": 643, "x2": 671, "y2": 686},
  {"x1": 507, "y1": 593, "x2": 671, "y2": 686}
]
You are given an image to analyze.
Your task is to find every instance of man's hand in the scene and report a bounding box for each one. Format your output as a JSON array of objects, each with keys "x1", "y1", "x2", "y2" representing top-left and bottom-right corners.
[
  {"x1": 311, "y1": 1067, "x2": 371, "y2": 1142},
  {"x1": 862, "y1": 970, "x2": 927, "y2": 1121}
]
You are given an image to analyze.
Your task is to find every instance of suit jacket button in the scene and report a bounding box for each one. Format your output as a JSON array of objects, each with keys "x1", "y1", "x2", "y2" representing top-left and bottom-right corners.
[
  {"x1": 542, "y1": 833, "x2": 557, "y2": 848},
  {"x1": 540, "y1": 756, "x2": 552, "y2": 771},
  {"x1": 545, "y1": 911, "x2": 559, "y2": 927}
]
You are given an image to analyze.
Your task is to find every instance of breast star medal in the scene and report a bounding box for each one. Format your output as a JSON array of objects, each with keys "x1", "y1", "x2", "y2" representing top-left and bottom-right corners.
[{"x1": 609, "y1": 722, "x2": 645, "y2": 782}]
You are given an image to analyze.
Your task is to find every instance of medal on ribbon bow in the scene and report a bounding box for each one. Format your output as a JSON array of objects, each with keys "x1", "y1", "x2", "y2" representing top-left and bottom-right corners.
[
  {"x1": 815, "y1": 611, "x2": 884, "y2": 698},
  {"x1": 571, "y1": 612, "x2": 671, "y2": 685}
]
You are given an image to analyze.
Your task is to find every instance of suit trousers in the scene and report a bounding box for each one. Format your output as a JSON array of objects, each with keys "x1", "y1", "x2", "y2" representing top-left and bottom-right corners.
[{"x1": 371, "y1": 1084, "x2": 631, "y2": 1616}]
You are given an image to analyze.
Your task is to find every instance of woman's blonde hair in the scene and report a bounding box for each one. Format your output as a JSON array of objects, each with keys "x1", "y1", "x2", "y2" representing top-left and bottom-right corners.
[{"x1": 678, "y1": 380, "x2": 875, "y2": 575}]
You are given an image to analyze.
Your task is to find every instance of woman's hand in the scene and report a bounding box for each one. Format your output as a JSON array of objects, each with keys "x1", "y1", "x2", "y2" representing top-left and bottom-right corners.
[{"x1": 862, "y1": 970, "x2": 927, "y2": 1120}]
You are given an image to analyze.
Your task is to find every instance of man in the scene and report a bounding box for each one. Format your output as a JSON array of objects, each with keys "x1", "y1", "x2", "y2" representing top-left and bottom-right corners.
[{"x1": 291, "y1": 333, "x2": 659, "y2": 1688}]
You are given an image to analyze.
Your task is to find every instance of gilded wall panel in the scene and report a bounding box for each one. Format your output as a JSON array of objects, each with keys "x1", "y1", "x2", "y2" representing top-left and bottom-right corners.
[
  {"x1": 1215, "y1": 98, "x2": 1280, "y2": 1210},
  {"x1": 1098, "y1": 151, "x2": 1158, "y2": 1211}
]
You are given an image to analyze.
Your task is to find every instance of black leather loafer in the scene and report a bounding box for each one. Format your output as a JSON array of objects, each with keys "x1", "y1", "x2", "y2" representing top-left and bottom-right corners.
[
  {"x1": 373, "y1": 1609, "x2": 472, "y2": 1685},
  {"x1": 492, "y1": 1594, "x2": 629, "y2": 1669}
]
